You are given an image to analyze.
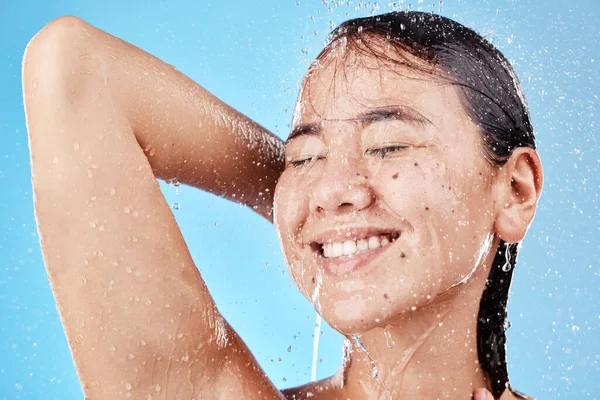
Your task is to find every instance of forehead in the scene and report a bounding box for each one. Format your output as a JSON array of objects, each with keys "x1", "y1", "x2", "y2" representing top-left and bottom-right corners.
[{"x1": 294, "y1": 46, "x2": 465, "y2": 126}]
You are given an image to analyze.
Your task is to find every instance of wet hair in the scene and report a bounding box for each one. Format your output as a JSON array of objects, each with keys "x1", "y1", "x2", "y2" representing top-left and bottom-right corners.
[{"x1": 320, "y1": 11, "x2": 536, "y2": 398}]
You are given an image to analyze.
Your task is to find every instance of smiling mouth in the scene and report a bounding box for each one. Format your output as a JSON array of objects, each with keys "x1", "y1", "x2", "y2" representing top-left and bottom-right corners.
[{"x1": 311, "y1": 232, "x2": 401, "y2": 259}]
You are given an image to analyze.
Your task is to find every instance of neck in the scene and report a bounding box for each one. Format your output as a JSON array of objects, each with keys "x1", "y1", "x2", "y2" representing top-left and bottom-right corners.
[{"x1": 337, "y1": 259, "x2": 493, "y2": 399}]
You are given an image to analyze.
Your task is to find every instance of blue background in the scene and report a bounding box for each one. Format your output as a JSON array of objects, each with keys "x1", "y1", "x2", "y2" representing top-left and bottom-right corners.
[{"x1": 0, "y1": 0, "x2": 598, "y2": 398}]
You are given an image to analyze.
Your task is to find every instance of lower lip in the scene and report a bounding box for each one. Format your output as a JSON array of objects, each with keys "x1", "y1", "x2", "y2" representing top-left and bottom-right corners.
[{"x1": 315, "y1": 242, "x2": 396, "y2": 276}]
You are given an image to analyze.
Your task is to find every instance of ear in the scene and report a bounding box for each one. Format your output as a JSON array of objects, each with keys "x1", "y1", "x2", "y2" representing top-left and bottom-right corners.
[{"x1": 493, "y1": 148, "x2": 543, "y2": 243}]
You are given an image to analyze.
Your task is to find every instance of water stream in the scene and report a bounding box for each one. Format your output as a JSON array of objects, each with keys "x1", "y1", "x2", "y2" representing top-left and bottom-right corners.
[
  {"x1": 310, "y1": 312, "x2": 322, "y2": 382},
  {"x1": 353, "y1": 335, "x2": 392, "y2": 399}
]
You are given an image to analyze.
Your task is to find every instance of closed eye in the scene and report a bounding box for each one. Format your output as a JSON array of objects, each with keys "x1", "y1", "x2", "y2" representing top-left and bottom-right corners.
[
  {"x1": 288, "y1": 155, "x2": 325, "y2": 168},
  {"x1": 365, "y1": 145, "x2": 409, "y2": 159}
]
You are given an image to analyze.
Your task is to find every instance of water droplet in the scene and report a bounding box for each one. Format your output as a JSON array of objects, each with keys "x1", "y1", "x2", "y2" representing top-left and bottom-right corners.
[
  {"x1": 154, "y1": 384, "x2": 161, "y2": 392},
  {"x1": 502, "y1": 262, "x2": 512, "y2": 272},
  {"x1": 52, "y1": 156, "x2": 58, "y2": 164},
  {"x1": 128, "y1": 353, "x2": 135, "y2": 359},
  {"x1": 383, "y1": 327, "x2": 395, "y2": 348},
  {"x1": 89, "y1": 221, "x2": 97, "y2": 228},
  {"x1": 123, "y1": 207, "x2": 131, "y2": 214},
  {"x1": 73, "y1": 143, "x2": 80, "y2": 151},
  {"x1": 125, "y1": 382, "x2": 132, "y2": 391},
  {"x1": 125, "y1": 266, "x2": 132, "y2": 273},
  {"x1": 287, "y1": 345, "x2": 292, "y2": 352},
  {"x1": 172, "y1": 202, "x2": 180, "y2": 210}
]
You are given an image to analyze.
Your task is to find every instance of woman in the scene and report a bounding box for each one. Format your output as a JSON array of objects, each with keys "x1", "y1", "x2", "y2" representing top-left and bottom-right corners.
[{"x1": 22, "y1": 10, "x2": 542, "y2": 400}]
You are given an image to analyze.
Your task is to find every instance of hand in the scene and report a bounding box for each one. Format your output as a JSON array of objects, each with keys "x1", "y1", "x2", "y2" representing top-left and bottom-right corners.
[{"x1": 473, "y1": 388, "x2": 495, "y2": 400}]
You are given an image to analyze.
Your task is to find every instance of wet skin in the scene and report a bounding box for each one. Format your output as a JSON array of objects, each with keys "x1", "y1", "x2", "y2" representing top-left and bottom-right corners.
[
  {"x1": 275, "y1": 43, "x2": 540, "y2": 399},
  {"x1": 276, "y1": 48, "x2": 498, "y2": 335},
  {"x1": 23, "y1": 17, "x2": 540, "y2": 400}
]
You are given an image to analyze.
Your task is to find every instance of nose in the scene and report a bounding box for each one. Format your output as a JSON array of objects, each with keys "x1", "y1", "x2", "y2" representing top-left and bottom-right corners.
[{"x1": 309, "y1": 164, "x2": 375, "y2": 215}]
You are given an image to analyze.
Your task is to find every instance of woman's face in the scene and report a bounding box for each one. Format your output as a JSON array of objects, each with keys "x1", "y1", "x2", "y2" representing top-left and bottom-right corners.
[{"x1": 274, "y1": 46, "x2": 499, "y2": 335}]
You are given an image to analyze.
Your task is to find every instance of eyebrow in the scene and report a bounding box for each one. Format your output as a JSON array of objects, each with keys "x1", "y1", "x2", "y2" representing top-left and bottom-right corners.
[{"x1": 286, "y1": 105, "x2": 432, "y2": 144}]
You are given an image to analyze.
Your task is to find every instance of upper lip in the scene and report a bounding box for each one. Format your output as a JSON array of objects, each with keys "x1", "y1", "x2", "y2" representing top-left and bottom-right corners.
[{"x1": 307, "y1": 226, "x2": 402, "y2": 245}]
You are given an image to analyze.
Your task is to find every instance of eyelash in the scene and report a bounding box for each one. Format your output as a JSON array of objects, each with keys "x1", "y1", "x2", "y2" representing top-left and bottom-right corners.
[
  {"x1": 366, "y1": 145, "x2": 409, "y2": 159},
  {"x1": 288, "y1": 156, "x2": 325, "y2": 168},
  {"x1": 288, "y1": 145, "x2": 409, "y2": 168}
]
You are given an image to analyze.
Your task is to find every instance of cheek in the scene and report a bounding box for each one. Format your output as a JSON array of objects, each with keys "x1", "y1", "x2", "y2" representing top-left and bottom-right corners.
[
  {"x1": 372, "y1": 156, "x2": 490, "y2": 275},
  {"x1": 274, "y1": 172, "x2": 315, "y2": 292},
  {"x1": 274, "y1": 172, "x2": 306, "y2": 233},
  {"x1": 371, "y1": 157, "x2": 457, "y2": 217}
]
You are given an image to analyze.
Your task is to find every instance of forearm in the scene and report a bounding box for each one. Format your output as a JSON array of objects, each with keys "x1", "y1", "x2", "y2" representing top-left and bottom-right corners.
[{"x1": 59, "y1": 16, "x2": 285, "y2": 220}]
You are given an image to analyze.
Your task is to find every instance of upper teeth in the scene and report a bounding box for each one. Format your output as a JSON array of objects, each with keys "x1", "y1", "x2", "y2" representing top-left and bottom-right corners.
[{"x1": 321, "y1": 233, "x2": 399, "y2": 259}]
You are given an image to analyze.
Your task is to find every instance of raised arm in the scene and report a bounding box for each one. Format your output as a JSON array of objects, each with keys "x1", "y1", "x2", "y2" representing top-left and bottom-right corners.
[
  {"x1": 23, "y1": 16, "x2": 283, "y2": 399},
  {"x1": 29, "y1": 15, "x2": 284, "y2": 220}
]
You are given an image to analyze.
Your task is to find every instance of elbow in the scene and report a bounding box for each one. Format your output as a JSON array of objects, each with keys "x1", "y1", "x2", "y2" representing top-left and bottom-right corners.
[
  {"x1": 23, "y1": 15, "x2": 90, "y2": 73},
  {"x1": 22, "y1": 16, "x2": 103, "y2": 110}
]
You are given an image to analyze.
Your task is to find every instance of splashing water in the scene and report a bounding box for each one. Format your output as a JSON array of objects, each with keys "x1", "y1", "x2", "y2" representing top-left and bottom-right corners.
[
  {"x1": 311, "y1": 312, "x2": 322, "y2": 382},
  {"x1": 310, "y1": 271, "x2": 323, "y2": 382},
  {"x1": 352, "y1": 335, "x2": 392, "y2": 399},
  {"x1": 170, "y1": 177, "x2": 181, "y2": 210},
  {"x1": 383, "y1": 326, "x2": 395, "y2": 349},
  {"x1": 449, "y1": 232, "x2": 493, "y2": 289},
  {"x1": 501, "y1": 242, "x2": 513, "y2": 272}
]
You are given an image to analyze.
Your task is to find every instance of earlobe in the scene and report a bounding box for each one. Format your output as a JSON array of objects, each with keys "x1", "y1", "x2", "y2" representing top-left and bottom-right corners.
[{"x1": 494, "y1": 148, "x2": 543, "y2": 243}]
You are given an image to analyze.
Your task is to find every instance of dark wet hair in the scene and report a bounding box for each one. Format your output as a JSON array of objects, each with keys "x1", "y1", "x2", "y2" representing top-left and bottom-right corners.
[{"x1": 322, "y1": 11, "x2": 536, "y2": 398}]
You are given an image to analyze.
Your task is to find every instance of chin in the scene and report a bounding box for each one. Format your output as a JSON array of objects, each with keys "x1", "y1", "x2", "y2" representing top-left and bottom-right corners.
[
  {"x1": 315, "y1": 275, "x2": 453, "y2": 336},
  {"x1": 315, "y1": 293, "x2": 399, "y2": 336}
]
